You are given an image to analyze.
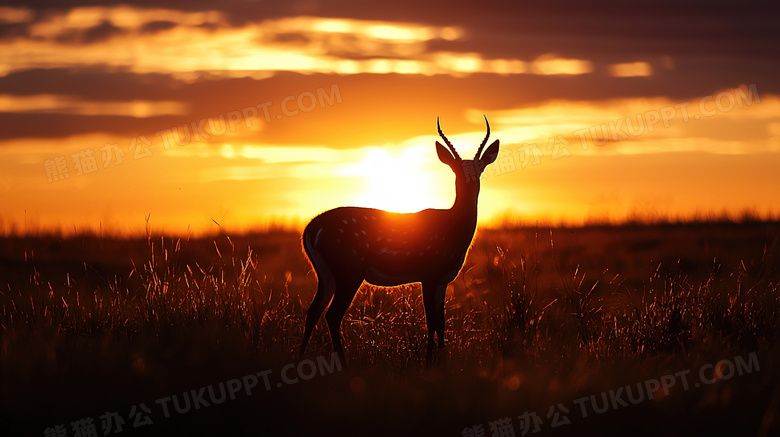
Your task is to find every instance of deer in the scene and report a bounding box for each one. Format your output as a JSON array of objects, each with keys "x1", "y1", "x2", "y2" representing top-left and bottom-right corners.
[{"x1": 300, "y1": 115, "x2": 500, "y2": 367}]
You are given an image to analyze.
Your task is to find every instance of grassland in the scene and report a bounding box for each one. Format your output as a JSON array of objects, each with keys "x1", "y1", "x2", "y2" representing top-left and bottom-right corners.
[{"x1": 1, "y1": 221, "x2": 779, "y2": 436}]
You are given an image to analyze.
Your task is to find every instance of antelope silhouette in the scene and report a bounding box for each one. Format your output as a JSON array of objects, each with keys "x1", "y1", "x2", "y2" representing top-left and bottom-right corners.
[{"x1": 301, "y1": 116, "x2": 500, "y2": 366}]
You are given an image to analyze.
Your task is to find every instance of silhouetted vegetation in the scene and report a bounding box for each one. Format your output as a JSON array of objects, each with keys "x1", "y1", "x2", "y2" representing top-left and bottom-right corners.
[{"x1": 2, "y1": 222, "x2": 779, "y2": 436}]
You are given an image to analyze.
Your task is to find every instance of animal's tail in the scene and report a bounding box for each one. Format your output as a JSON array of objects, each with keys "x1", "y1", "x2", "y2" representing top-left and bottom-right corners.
[{"x1": 302, "y1": 218, "x2": 325, "y2": 277}]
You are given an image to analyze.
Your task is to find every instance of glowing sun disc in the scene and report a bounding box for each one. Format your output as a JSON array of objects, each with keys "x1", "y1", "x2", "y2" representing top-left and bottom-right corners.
[{"x1": 344, "y1": 146, "x2": 444, "y2": 213}]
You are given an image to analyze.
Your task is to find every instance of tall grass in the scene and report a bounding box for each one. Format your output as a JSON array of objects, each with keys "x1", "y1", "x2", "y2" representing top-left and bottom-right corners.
[
  {"x1": 3, "y1": 226, "x2": 779, "y2": 367},
  {"x1": 1, "y1": 223, "x2": 779, "y2": 435}
]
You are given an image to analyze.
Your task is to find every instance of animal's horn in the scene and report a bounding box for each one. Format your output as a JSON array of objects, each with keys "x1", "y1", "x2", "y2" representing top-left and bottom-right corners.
[
  {"x1": 474, "y1": 114, "x2": 490, "y2": 159},
  {"x1": 437, "y1": 117, "x2": 461, "y2": 161}
]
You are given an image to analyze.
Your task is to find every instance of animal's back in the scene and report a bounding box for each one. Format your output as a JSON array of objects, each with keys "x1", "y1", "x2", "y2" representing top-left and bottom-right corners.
[{"x1": 303, "y1": 206, "x2": 469, "y2": 286}]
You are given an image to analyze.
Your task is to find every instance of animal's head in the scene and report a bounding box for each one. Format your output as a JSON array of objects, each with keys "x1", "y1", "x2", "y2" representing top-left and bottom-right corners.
[{"x1": 435, "y1": 115, "x2": 500, "y2": 192}]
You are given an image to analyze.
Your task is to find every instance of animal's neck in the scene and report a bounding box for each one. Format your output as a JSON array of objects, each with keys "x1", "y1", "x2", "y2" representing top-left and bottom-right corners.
[{"x1": 450, "y1": 183, "x2": 479, "y2": 235}]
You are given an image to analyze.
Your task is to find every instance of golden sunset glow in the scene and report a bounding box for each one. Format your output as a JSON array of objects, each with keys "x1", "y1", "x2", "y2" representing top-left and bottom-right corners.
[
  {"x1": 4, "y1": 5, "x2": 779, "y2": 436},
  {"x1": 1, "y1": 3, "x2": 778, "y2": 235},
  {"x1": 609, "y1": 62, "x2": 653, "y2": 78},
  {"x1": 341, "y1": 146, "x2": 448, "y2": 213}
]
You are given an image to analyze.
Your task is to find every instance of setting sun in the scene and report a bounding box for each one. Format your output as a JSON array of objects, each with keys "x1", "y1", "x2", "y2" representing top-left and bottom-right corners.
[{"x1": 340, "y1": 146, "x2": 446, "y2": 213}]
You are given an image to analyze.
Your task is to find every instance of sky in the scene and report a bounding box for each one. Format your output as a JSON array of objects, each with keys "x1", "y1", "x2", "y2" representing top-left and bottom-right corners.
[{"x1": 1, "y1": 0, "x2": 779, "y2": 235}]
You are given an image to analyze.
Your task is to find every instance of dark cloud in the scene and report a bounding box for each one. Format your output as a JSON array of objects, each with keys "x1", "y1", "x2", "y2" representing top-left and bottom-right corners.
[
  {"x1": 0, "y1": 22, "x2": 30, "y2": 40},
  {"x1": 271, "y1": 32, "x2": 310, "y2": 44},
  {"x1": 139, "y1": 20, "x2": 178, "y2": 34},
  {"x1": 0, "y1": 0, "x2": 777, "y2": 147},
  {"x1": 0, "y1": 68, "x2": 185, "y2": 100},
  {"x1": 0, "y1": 67, "x2": 776, "y2": 145},
  {"x1": 0, "y1": 112, "x2": 183, "y2": 139},
  {"x1": 6, "y1": 0, "x2": 779, "y2": 67},
  {"x1": 53, "y1": 19, "x2": 126, "y2": 44},
  {"x1": 82, "y1": 20, "x2": 124, "y2": 43}
]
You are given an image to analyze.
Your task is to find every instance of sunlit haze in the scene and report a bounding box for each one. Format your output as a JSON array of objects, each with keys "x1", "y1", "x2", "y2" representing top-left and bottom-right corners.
[{"x1": 1, "y1": 3, "x2": 779, "y2": 235}]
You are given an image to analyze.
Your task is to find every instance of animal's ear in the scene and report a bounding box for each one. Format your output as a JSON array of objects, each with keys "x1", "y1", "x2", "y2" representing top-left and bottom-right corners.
[
  {"x1": 436, "y1": 141, "x2": 458, "y2": 167},
  {"x1": 479, "y1": 140, "x2": 500, "y2": 166}
]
